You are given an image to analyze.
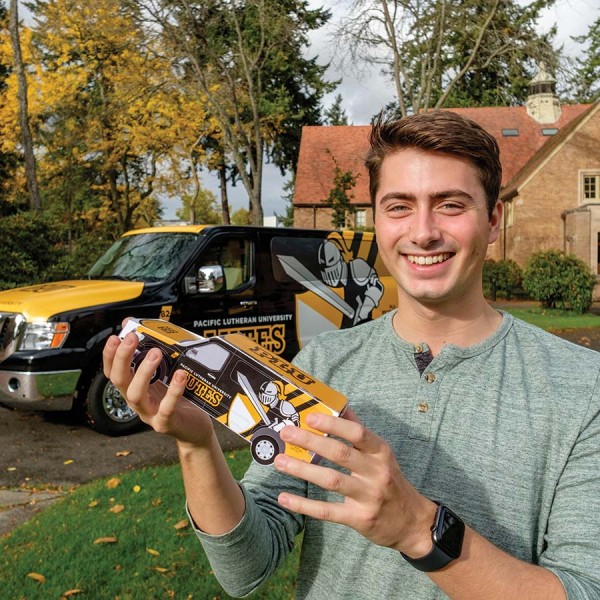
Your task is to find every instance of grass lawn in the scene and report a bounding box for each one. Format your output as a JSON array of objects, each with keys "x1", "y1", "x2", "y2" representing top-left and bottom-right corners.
[
  {"x1": 501, "y1": 306, "x2": 600, "y2": 330},
  {"x1": 0, "y1": 448, "x2": 300, "y2": 599}
]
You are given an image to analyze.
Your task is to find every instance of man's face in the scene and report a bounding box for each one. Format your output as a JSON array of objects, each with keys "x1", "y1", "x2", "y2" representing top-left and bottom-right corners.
[{"x1": 374, "y1": 148, "x2": 502, "y2": 308}]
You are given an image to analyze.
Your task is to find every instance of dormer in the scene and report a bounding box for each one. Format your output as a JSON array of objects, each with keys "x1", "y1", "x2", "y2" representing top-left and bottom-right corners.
[{"x1": 526, "y1": 62, "x2": 562, "y2": 124}]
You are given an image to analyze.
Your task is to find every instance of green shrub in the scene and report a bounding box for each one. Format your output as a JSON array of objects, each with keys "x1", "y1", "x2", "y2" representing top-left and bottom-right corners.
[
  {"x1": 0, "y1": 212, "x2": 67, "y2": 289},
  {"x1": 523, "y1": 249, "x2": 596, "y2": 314},
  {"x1": 483, "y1": 259, "x2": 523, "y2": 301},
  {"x1": 0, "y1": 211, "x2": 112, "y2": 289}
]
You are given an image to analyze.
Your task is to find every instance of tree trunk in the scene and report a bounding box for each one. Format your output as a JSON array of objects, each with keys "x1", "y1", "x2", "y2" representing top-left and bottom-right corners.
[
  {"x1": 8, "y1": 0, "x2": 41, "y2": 211},
  {"x1": 218, "y1": 159, "x2": 230, "y2": 225}
]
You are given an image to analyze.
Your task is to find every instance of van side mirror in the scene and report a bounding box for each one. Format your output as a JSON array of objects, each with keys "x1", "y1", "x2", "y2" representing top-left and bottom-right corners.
[
  {"x1": 184, "y1": 264, "x2": 224, "y2": 294},
  {"x1": 199, "y1": 264, "x2": 224, "y2": 293}
]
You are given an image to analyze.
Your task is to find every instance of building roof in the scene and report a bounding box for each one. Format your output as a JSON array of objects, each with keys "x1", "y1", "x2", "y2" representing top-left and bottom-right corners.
[
  {"x1": 293, "y1": 104, "x2": 591, "y2": 207},
  {"x1": 501, "y1": 102, "x2": 600, "y2": 199}
]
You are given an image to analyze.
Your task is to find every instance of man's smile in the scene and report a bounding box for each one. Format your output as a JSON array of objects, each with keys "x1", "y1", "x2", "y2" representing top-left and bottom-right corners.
[{"x1": 405, "y1": 253, "x2": 453, "y2": 266}]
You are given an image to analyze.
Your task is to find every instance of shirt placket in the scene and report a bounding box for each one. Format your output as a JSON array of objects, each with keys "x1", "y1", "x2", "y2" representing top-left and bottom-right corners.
[{"x1": 408, "y1": 343, "x2": 441, "y2": 441}]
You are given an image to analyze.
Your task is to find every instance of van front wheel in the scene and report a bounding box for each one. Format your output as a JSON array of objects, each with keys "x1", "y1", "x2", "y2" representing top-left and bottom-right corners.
[
  {"x1": 250, "y1": 432, "x2": 283, "y2": 465},
  {"x1": 84, "y1": 369, "x2": 144, "y2": 436}
]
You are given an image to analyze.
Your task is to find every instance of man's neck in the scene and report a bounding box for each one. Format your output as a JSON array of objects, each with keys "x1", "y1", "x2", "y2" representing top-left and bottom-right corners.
[{"x1": 392, "y1": 292, "x2": 502, "y2": 356}]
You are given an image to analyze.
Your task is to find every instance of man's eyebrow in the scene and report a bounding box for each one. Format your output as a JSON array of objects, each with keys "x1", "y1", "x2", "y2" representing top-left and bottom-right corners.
[
  {"x1": 379, "y1": 189, "x2": 474, "y2": 203},
  {"x1": 432, "y1": 189, "x2": 474, "y2": 201},
  {"x1": 379, "y1": 192, "x2": 416, "y2": 203}
]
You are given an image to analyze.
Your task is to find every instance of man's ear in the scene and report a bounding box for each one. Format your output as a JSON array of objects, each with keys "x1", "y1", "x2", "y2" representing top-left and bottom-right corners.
[{"x1": 488, "y1": 200, "x2": 503, "y2": 245}]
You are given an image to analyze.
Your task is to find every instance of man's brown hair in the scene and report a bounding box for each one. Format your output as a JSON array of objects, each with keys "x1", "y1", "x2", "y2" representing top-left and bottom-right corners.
[{"x1": 365, "y1": 110, "x2": 502, "y2": 217}]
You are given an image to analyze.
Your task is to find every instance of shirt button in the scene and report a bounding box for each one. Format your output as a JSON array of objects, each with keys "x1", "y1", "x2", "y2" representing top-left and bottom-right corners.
[
  {"x1": 417, "y1": 401, "x2": 429, "y2": 413},
  {"x1": 425, "y1": 372, "x2": 436, "y2": 383},
  {"x1": 414, "y1": 344, "x2": 423, "y2": 353}
]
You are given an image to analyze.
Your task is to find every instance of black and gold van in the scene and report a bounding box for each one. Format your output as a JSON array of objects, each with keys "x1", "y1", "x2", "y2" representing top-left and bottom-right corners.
[
  {"x1": 121, "y1": 318, "x2": 348, "y2": 465},
  {"x1": 0, "y1": 225, "x2": 396, "y2": 435}
]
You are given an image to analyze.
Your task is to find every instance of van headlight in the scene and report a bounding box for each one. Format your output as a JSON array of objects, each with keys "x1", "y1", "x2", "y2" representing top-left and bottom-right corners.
[{"x1": 20, "y1": 322, "x2": 70, "y2": 350}]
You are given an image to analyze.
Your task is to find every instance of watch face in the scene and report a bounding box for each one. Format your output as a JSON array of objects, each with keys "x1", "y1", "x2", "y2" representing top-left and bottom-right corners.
[{"x1": 432, "y1": 506, "x2": 464, "y2": 559}]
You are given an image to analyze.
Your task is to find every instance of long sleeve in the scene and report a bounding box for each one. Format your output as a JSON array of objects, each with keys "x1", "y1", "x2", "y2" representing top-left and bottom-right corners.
[{"x1": 542, "y1": 380, "x2": 600, "y2": 598}]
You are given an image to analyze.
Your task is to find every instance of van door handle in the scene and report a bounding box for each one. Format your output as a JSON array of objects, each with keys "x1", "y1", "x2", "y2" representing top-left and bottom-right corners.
[{"x1": 239, "y1": 300, "x2": 257, "y2": 307}]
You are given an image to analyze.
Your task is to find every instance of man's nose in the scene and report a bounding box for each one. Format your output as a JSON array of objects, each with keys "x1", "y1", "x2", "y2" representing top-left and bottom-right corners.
[{"x1": 409, "y1": 210, "x2": 441, "y2": 247}]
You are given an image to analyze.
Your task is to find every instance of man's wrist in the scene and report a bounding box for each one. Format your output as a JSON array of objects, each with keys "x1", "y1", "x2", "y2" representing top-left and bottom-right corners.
[
  {"x1": 396, "y1": 496, "x2": 438, "y2": 557},
  {"x1": 176, "y1": 434, "x2": 218, "y2": 457}
]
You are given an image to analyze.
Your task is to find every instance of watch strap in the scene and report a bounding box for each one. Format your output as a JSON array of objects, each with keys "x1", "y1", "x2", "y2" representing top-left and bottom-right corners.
[
  {"x1": 401, "y1": 503, "x2": 464, "y2": 572},
  {"x1": 401, "y1": 541, "x2": 456, "y2": 572}
]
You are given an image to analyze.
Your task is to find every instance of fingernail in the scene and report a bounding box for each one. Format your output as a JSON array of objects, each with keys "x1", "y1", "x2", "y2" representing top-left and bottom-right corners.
[
  {"x1": 274, "y1": 455, "x2": 288, "y2": 469},
  {"x1": 306, "y1": 413, "x2": 319, "y2": 427},
  {"x1": 173, "y1": 370, "x2": 186, "y2": 384},
  {"x1": 148, "y1": 348, "x2": 162, "y2": 362}
]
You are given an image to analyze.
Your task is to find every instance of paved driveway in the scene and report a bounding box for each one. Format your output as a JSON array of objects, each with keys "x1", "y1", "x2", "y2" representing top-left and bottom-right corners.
[{"x1": 0, "y1": 404, "x2": 241, "y2": 535}]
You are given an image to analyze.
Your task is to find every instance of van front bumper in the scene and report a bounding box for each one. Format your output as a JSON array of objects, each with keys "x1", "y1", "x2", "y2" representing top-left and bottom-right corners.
[{"x1": 0, "y1": 369, "x2": 81, "y2": 410}]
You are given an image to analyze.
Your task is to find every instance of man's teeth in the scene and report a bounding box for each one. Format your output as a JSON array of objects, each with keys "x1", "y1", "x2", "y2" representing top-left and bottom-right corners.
[{"x1": 407, "y1": 253, "x2": 451, "y2": 265}]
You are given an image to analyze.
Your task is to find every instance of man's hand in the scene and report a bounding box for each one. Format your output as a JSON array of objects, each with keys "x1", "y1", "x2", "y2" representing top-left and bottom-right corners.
[
  {"x1": 273, "y1": 409, "x2": 437, "y2": 557},
  {"x1": 103, "y1": 331, "x2": 214, "y2": 447}
]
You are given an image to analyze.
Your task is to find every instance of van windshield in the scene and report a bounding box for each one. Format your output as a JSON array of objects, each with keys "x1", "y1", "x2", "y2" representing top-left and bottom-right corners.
[{"x1": 88, "y1": 232, "x2": 199, "y2": 282}]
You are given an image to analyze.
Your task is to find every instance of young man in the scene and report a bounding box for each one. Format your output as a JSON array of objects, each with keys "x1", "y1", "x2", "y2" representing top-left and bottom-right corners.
[{"x1": 104, "y1": 111, "x2": 600, "y2": 599}]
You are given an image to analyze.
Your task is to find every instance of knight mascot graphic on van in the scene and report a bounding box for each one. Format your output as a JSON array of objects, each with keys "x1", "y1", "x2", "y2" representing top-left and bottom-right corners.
[{"x1": 276, "y1": 231, "x2": 385, "y2": 339}]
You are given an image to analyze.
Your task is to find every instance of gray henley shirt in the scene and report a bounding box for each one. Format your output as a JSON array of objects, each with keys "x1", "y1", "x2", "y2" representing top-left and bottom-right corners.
[{"x1": 193, "y1": 311, "x2": 600, "y2": 599}]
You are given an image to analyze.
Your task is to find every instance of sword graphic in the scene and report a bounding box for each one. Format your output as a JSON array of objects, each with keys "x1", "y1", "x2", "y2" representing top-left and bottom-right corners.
[
  {"x1": 236, "y1": 372, "x2": 272, "y2": 426},
  {"x1": 277, "y1": 255, "x2": 355, "y2": 320}
]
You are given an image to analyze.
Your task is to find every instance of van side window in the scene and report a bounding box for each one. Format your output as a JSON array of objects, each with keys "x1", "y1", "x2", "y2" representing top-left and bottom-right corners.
[
  {"x1": 185, "y1": 343, "x2": 230, "y2": 371},
  {"x1": 185, "y1": 238, "x2": 253, "y2": 293}
]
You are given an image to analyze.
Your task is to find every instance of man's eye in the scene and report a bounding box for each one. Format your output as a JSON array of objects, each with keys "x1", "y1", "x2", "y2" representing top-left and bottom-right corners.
[{"x1": 440, "y1": 203, "x2": 462, "y2": 211}]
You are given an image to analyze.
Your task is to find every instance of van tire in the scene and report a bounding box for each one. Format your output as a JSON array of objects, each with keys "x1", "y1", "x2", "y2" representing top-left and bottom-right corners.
[
  {"x1": 131, "y1": 347, "x2": 169, "y2": 384},
  {"x1": 84, "y1": 368, "x2": 144, "y2": 436},
  {"x1": 250, "y1": 432, "x2": 283, "y2": 465}
]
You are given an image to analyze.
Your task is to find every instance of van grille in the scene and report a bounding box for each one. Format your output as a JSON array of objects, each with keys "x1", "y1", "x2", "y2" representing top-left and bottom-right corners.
[{"x1": 0, "y1": 313, "x2": 26, "y2": 362}]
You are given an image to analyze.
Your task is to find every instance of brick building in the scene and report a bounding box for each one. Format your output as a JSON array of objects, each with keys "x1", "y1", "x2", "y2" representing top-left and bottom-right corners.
[{"x1": 293, "y1": 67, "x2": 600, "y2": 280}]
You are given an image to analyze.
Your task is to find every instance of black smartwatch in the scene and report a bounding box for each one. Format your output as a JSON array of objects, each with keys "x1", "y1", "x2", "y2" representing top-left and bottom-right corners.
[{"x1": 401, "y1": 503, "x2": 465, "y2": 572}]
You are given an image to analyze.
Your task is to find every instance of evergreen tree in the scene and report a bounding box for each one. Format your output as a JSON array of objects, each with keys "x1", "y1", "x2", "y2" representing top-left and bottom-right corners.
[
  {"x1": 275, "y1": 177, "x2": 295, "y2": 227},
  {"x1": 324, "y1": 93, "x2": 350, "y2": 125},
  {"x1": 323, "y1": 153, "x2": 357, "y2": 229},
  {"x1": 569, "y1": 16, "x2": 600, "y2": 102}
]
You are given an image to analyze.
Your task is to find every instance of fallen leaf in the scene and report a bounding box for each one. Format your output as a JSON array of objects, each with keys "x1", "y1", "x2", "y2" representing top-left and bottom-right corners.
[
  {"x1": 115, "y1": 450, "x2": 131, "y2": 457},
  {"x1": 88, "y1": 500, "x2": 99, "y2": 508},
  {"x1": 27, "y1": 572, "x2": 46, "y2": 583},
  {"x1": 151, "y1": 566, "x2": 169, "y2": 573},
  {"x1": 151, "y1": 498, "x2": 162, "y2": 507},
  {"x1": 7, "y1": 466, "x2": 16, "y2": 471},
  {"x1": 63, "y1": 459, "x2": 74, "y2": 465},
  {"x1": 109, "y1": 504, "x2": 125, "y2": 514},
  {"x1": 132, "y1": 485, "x2": 141, "y2": 493},
  {"x1": 147, "y1": 548, "x2": 160, "y2": 556},
  {"x1": 228, "y1": 452, "x2": 235, "y2": 459},
  {"x1": 174, "y1": 519, "x2": 189, "y2": 530},
  {"x1": 94, "y1": 537, "x2": 118, "y2": 544},
  {"x1": 106, "y1": 477, "x2": 121, "y2": 489},
  {"x1": 61, "y1": 589, "x2": 83, "y2": 598}
]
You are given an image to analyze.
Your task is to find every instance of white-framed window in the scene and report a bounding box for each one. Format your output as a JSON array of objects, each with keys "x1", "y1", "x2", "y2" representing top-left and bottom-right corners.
[
  {"x1": 583, "y1": 173, "x2": 600, "y2": 202},
  {"x1": 355, "y1": 209, "x2": 367, "y2": 229}
]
